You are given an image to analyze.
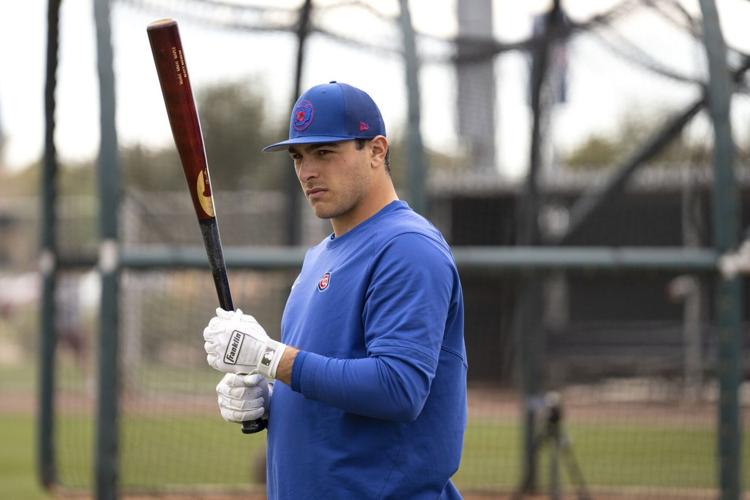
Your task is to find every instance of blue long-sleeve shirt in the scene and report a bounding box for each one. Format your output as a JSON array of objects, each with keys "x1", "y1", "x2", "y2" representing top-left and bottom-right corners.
[{"x1": 267, "y1": 200, "x2": 467, "y2": 500}]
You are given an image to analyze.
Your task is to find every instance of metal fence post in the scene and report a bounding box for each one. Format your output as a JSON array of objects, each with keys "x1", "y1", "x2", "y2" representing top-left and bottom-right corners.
[
  {"x1": 698, "y1": 1, "x2": 744, "y2": 498},
  {"x1": 93, "y1": 0, "x2": 121, "y2": 498},
  {"x1": 38, "y1": 0, "x2": 62, "y2": 489},
  {"x1": 516, "y1": 2, "x2": 561, "y2": 493},
  {"x1": 398, "y1": 0, "x2": 427, "y2": 215},
  {"x1": 284, "y1": 0, "x2": 313, "y2": 246}
]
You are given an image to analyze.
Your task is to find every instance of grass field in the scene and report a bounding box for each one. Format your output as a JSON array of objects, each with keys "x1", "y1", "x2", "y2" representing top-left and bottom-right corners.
[
  {"x1": 0, "y1": 414, "x2": 50, "y2": 500},
  {"x1": 458, "y1": 419, "x2": 737, "y2": 490},
  {"x1": 3, "y1": 359, "x2": 748, "y2": 498},
  {"x1": 2, "y1": 410, "x2": 748, "y2": 499}
]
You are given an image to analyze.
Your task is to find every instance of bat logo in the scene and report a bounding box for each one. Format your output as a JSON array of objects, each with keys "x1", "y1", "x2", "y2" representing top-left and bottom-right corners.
[
  {"x1": 196, "y1": 170, "x2": 215, "y2": 217},
  {"x1": 223, "y1": 330, "x2": 245, "y2": 365},
  {"x1": 317, "y1": 272, "x2": 331, "y2": 292}
]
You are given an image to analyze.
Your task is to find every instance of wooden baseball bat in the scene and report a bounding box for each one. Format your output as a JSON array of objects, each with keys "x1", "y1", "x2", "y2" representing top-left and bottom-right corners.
[{"x1": 147, "y1": 18, "x2": 265, "y2": 435}]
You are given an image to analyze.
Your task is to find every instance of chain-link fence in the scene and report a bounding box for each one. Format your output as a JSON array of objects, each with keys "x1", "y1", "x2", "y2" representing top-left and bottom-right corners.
[{"x1": 3, "y1": 0, "x2": 749, "y2": 498}]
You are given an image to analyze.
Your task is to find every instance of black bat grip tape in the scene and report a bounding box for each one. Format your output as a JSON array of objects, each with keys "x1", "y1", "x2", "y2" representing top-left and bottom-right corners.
[
  {"x1": 200, "y1": 219, "x2": 268, "y2": 436},
  {"x1": 242, "y1": 419, "x2": 268, "y2": 434}
]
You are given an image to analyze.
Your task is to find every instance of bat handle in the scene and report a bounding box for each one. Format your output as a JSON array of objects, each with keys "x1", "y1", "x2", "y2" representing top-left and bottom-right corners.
[{"x1": 200, "y1": 220, "x2": 268, "y2": 435}]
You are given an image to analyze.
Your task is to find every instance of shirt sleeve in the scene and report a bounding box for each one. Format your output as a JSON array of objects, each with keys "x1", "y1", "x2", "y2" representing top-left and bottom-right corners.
[{"x1": 290, "y1": 233, "x2": 454, "y2": 422}]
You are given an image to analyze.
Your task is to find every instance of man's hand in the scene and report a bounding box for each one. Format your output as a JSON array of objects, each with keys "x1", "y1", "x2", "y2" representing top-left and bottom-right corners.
[
  {"x1": 203, "y1": 308, "x2": 286, "y2": 379},
  {"x1": 216, "y1": 373, "x2": 271, "y2": 423}
]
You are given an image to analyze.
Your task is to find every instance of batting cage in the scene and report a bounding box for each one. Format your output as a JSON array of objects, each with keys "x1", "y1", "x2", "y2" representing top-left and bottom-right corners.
[{"x1": 14, "y1": 0, "x2": 750, "y2": 499}]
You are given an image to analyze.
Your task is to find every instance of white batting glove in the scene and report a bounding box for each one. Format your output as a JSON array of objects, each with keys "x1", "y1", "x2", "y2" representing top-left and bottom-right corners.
[
  {"x1": 203, "y1": 308, "x2": 286, "y2": 379},
  {"x1": 216, "y1": 373, "x2": 272, "y2": 423}
]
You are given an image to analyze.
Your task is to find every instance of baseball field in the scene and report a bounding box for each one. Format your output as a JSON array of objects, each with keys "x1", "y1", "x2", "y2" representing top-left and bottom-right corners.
[{"x1": 3, "y1": 361, "x2": 748, "y2": 499}]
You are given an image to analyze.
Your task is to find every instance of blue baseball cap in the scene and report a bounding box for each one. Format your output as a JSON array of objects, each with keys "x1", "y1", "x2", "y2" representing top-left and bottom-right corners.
[{"x1": 262, "y1": 81, "x2": 386, "y2": 152}]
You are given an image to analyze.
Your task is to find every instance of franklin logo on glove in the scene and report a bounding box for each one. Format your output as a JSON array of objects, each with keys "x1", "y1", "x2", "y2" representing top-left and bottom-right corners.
[
  {"x1": 224, "y1": 330, "x2": 245, "y2": 365},
  {"x1": 204, "y1": 308, "x2": 287, "y2": 379}
]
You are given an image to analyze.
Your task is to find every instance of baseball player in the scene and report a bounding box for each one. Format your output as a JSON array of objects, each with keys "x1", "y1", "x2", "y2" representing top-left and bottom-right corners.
[{"x1": 203, "y1": 81, "x2": 467, "y2": 499}]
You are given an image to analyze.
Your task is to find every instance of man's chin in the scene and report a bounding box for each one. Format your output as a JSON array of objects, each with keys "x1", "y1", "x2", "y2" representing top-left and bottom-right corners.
[
  {"x1": 310, "y1": 203, "x2": 334, "y2": 220},
  {"x1": 309, "y1": 198, "x2": 352, "y2": 221}
]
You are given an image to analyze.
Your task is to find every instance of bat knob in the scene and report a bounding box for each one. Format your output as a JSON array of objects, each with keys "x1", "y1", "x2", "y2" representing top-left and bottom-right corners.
[{"x1": 242, "y1": 419, "x2": 267, "y2": 434}]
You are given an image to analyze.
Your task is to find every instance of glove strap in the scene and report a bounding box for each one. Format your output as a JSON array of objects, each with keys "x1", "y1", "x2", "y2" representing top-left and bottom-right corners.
[{"x1": 256, "y1": 339, "x2": 286, "y2": 379}]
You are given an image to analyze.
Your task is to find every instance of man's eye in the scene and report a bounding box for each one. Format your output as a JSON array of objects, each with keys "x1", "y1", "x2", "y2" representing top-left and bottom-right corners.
[{"x1": 317, "y1": 150, "x2": 331, "y2": 156}]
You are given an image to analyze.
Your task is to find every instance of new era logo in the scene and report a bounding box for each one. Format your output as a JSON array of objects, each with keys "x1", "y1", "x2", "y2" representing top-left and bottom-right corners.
[{"x1": 223, "y1": 330, "x2": 245, "y2": 365}]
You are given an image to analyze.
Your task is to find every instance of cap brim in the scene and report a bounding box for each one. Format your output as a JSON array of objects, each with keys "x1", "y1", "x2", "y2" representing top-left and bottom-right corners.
[{"x1": 262, "y1": 135, "x2": 371, "y2": 152}]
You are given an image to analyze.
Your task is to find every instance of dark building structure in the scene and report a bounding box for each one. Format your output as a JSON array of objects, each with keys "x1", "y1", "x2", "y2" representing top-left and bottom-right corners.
[{"x1": 430, "y1": 167, "x2": 750, "y2": 386}]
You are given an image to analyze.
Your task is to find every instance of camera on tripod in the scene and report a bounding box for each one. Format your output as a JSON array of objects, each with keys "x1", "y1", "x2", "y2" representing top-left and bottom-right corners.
[
  {"x1": 544, "y1": 391, "x2": 562, "y2": 429},
  {"x1": 514, "y1": 391, "x2": 591, "y2": 500}
]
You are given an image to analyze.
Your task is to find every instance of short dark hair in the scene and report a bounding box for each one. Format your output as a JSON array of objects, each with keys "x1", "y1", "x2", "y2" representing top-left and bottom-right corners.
[{"x1": 355, "y1": 139, "x2": 391, "y2": 174}]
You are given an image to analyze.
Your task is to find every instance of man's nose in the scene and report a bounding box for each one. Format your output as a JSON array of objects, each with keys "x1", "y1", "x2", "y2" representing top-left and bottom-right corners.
[{"x1": 297, "y1": 159, "x2": 318, "y2": 182}]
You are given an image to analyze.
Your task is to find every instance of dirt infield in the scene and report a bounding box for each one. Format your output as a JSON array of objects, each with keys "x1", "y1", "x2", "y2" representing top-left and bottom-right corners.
[
  {"x1": 119, "y1": 380, "x2": 737, "y2": 425},
  {"x1": 4, "y1": 382, "x2": 730, "y2": 427}
]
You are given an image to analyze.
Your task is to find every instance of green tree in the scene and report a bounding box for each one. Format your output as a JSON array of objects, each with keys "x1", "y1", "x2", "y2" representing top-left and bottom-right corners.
[
  {"x1": 124, "y1": 78, "x2": 285, "y2": 191},
  {"x1": 564, "y1": 109, "x2": 714, "y2": 169},
  {"x1": 121, "y1": 145, "x2": 182, "y2": 192},
  {"x1": 0, "y1": 162, "x2": 38, "y2": 196},
  {"x1": 197, "y1": 80, "x2": 285, "y2": 190},
  {"x1": 385, "y1": 138, "x2": 468, "y2": 193}
]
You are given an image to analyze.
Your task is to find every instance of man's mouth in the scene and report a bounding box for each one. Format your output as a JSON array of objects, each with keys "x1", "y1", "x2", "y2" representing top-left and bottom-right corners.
[{"x1": 305, "y1": 187, "x2": 326, "y2": 199}]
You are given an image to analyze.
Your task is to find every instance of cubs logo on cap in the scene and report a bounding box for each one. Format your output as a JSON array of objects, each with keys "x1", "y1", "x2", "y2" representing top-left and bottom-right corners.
[
  {"x1": 317, "y1": 272, "x2": 331, "y2": 292},
  {"x1": 293, "y1": 100, "x2": 314, "y2": 131}
]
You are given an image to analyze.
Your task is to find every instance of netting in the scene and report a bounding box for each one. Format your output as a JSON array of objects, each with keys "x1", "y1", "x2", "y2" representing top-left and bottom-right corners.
[
  {"x1": 55, "y1": 271, "x2": 97, "y2": 490},
  {"x1": 40, "y1": 186, "x2": 743, "y2": 497},
  {"x1": 47, "y1": 266, "x2": 749, "y2": 497},
  {"x1": 118, "y1": 268, "x2": 288, "y2": 493}
]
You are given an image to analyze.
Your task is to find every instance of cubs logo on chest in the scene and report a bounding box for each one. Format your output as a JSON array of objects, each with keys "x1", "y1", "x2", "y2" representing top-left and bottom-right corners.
[{"x1": 317, "y1": 272, "x2": 331, "y2": 292}]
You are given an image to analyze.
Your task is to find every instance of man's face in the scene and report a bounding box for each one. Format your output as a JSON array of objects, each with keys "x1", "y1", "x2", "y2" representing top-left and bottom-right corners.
[{"x1": 289, "y1": 141, "x2": 373, "y2": 221}]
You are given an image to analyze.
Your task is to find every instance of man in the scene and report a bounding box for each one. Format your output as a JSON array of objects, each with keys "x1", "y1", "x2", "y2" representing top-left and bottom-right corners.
[{"x1": 203, "y1": 81, "x2": 467, "y2": 499}]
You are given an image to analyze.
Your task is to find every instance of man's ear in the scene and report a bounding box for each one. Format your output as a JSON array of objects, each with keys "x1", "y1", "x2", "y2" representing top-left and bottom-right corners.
[{"x1": 369, "y1": 136, "x2": 388, "y2": 169}]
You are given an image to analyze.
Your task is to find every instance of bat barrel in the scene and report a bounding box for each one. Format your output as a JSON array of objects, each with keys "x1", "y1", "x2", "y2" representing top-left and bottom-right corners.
[{"x1": 147, "y1": 19, "x2": 216, "y2": 222}]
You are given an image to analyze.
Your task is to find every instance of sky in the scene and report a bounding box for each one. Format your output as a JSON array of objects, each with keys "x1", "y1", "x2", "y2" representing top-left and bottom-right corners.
[{"x1": 1, "y1": 0, "x2": 749, "y2": 179}]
